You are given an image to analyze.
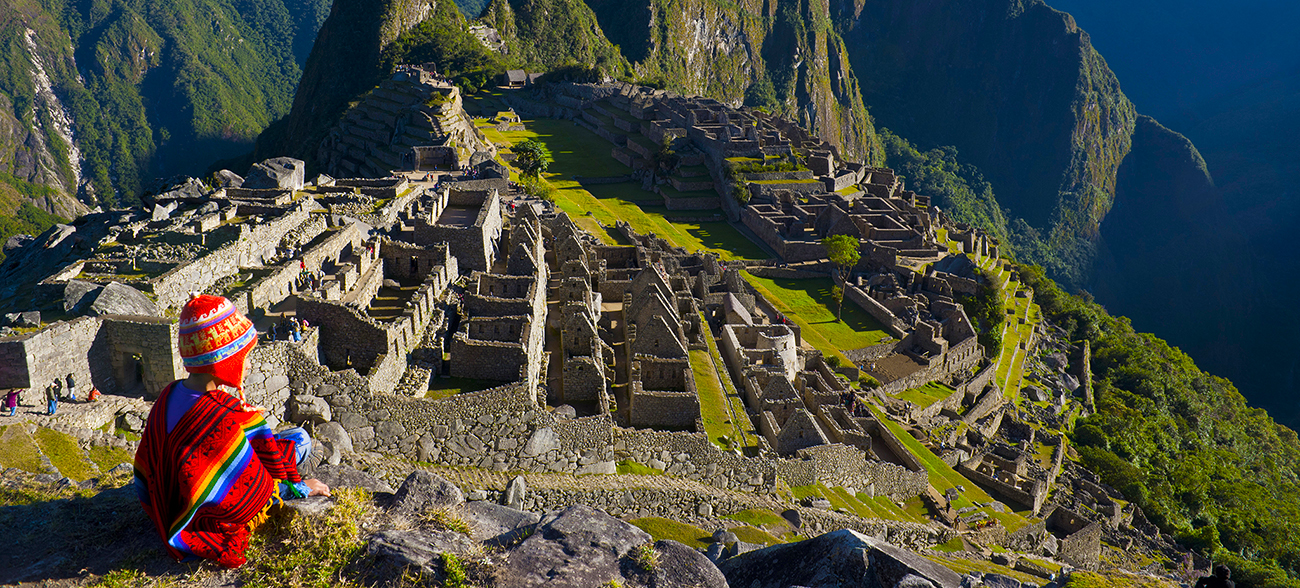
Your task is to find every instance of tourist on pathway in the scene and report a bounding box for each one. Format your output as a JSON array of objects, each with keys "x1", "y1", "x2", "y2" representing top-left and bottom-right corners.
[
  {"x1": 65, "y1": 373, "x2": 76, "y2": 402},
  {"x1": 45, "y1": 382, "x2": 58, "y2": 415},
  {"x1": 87, "y1": 388, "x2": 101, "y2": 402},
  {"x1": 4, "y1": 388, "x2": 18, "y2": 416},
  {"x1": 134, "y1": 294, "x2": 328, "y2": 568}
]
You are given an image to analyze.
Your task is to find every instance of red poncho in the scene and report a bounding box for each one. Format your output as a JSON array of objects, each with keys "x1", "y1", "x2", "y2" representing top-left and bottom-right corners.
[{"x1": 133, "y1": 382, "x2": 301, "y2": 568}]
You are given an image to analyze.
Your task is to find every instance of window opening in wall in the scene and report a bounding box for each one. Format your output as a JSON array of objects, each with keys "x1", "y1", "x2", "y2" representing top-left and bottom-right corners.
[{"x1": 411, "y1": 256, "x2": 419, "y2": 275}]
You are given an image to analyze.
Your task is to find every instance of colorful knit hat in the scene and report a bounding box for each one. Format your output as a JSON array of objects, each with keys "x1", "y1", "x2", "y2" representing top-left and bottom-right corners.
[{"x1": 178, "y1": 294, "x2": 257, "y2": 389}]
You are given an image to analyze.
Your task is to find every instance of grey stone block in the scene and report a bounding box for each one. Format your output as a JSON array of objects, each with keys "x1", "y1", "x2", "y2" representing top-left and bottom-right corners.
[
  {"x1": 89, "y1": 282, "x2": 158, "y2": 317},
  {"x1": 244, "y1": 157, "x2": 306, "y2": 190},
  {"x1": 505, "y1": 474, "x2": 527, "y2": 510},
  {"x1": 494, "y1": 504, "x2": 652, "y2": 588},
  {"x1": 390, "y1": 470, "x2": 464, "y2": 516}
]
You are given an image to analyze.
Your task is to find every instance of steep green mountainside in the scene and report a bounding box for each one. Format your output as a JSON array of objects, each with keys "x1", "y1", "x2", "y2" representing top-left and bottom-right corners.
[
  {"x1": 0, "y1": 0, "x2": 328, "y2": 209},
  {"x1": 1025, "y1": 264, "x2": 1300, "y2": 587},
  {"x1": 480, "y1": 0, "x2": 628, "y2": 77},
  {"x1": 454, "y1": 0, "x2": 492, "y2": 19},
  {"x1": 0, "y1": 0, "x2": 329, "y2": 255},
  {"x1": 581, "y1": 0, "x2": 881, "y2": 164},
  {"x1": 836, "y1": 0, "x2": 1136, "y2": 285}
]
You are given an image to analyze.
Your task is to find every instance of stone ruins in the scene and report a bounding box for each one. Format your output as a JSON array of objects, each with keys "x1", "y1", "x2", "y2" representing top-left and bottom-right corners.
[{"x1": 0, "y1": 71, "x2": 1189, "y2": 581}]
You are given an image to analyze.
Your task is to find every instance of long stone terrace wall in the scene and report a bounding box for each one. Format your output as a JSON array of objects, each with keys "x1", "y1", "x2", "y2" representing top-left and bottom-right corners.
[
  {"x1": 150, "y1": 198, "x2": 314, "y2": 311},
  {"x1": 845, "y1": 284, "x2": 909, "y2": 337}
]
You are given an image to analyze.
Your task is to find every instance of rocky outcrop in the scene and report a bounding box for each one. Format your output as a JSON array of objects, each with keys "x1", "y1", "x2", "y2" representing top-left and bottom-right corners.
[
  {"x1": 243, "y1": 157, "x2": 307, "y2": 190},
  {"x1": 495, "y1": 504, "x2": 654, "y2": 587},
  {"x1": 86, "y1": 282, "x2": 159, "y2": 317},
  {"x1": 718, "y1": 529, "x2": 962, "y2": 588}
]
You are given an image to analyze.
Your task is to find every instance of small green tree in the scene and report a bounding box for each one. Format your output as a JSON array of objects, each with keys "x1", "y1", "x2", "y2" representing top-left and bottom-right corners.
[
  {"x1": 831, "y1": 285, "x2": 845, "y2": 321},
  {"x1": 823, "y1": 234, "x2": 861, "y2": 281},
  {"x1": 514, "y1": 139, "x2": 549, "y2": 182}
]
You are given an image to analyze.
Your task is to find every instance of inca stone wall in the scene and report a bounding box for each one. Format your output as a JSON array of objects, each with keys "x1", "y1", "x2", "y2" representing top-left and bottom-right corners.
[
  {"x1": 150, "y1": 199, "x2": 314, "y2": 311},
  {"x1": 0, "y1": 315, "x2": 180, "y2": 398}
]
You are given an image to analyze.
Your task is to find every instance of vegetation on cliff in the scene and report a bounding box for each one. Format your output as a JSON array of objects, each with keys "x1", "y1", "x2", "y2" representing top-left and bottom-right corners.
[
  {"x1": 1022, "y1": 265, "x2": 1300, "y2": 587},
  {"x1": 0, "y1": 0, "x2": 329, "y2": 208},
  {"x1": 380, "y1": 0, "x2": 506, "y2": 93},
  {"x1": 480, "y1": 0, "x2": 629, "y2": 77},
  {"x1": 0, "y1": 202, "x2": 62, "y2": 263}
]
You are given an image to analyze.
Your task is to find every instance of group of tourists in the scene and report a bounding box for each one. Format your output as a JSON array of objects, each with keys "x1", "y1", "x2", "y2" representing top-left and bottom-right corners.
[
  {"x1": 297, "y1": 260, "x2": 324, "y2": 294},
  {"x1": 268, "y1": 316, "x2": 308, "y2": 342},
  {"x1": 4, "y1": 372, "x2": 102, "y2": 417}
]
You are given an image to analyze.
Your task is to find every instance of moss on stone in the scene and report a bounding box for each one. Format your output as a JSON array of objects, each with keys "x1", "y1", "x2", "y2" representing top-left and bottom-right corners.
[{"x1": 628, "y1": 517, "x2": 712, "y2": 549}]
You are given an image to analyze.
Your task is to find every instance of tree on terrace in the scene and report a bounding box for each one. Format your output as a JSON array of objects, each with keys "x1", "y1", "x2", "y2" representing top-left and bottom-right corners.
[
  {"x1": 514, "y1": 139, "x2": 549, "y2": 182},
  {"x1": 823, "y1": 234, "x2": 860, "y2": 320}
]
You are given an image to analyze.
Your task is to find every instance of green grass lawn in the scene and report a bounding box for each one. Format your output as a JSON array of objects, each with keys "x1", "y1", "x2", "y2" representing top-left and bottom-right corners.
[
  {"x1": 789, "y1": 483, "x2": 926, "y2": 524},
  {"x1": 694, "y1": 318, "x2": 760, "y2": 451},
  {"x1": 0, "y1": 425, "x2": 44, "y2": 472},
  {"x1": 87, "y1": 444, "x2": 134, "y2": 472},
  {"x1": 730, "y1": 525, "x2": 784, "y2": 546},
  {"x1": 616, "y1": 460, "x2": 665, "y2": 475},
  {"x1": 427, "y1": 377, "x2": 498, "y2": 400},
  {"x1": 628, "y1": 517, "x2": 713, "y2": 549},
  {"x1": 693, "y1": 348, "x2": 739, "y2": 450},
  {"x1": 33, "y1": 427, "x2": 95, "y2": 481},
  {"x1": 487, "y1": 116, "x2": 768, "y2": 261},
  {"x1": 927, "y1": 555, "x2": 1037, "y2": 584},
  {"x1": 869, "y1": 407, "x2": 990, "y2": 504},
  {"x1": 742, "y1": 273, "x2": 892, "y2": 362},
  {"x1": 723, "y1": 508, "x2": 788, "y2": 527},
  {"x1": 897, "y1": 381, "x2": 957, "y2": 409}
]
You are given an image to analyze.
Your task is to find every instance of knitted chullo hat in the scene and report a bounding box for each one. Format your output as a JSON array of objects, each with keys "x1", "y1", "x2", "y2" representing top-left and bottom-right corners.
[{"x1": 178, "y1": 294, "x2": 257, "y2": 390}]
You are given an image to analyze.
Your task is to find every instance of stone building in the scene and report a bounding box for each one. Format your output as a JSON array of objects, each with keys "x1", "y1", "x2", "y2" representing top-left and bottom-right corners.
[
  {"x1": 407, "y1": 184, "x2": 504, "y2": 273},
  {"x1": 450, "y1": 206, "x2": 548, "y2": 399}
]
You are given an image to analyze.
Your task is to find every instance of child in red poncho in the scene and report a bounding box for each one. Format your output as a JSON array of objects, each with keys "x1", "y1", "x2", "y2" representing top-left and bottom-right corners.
[{"x1": 133, "y1": 294, "x2": 329, "y2": 568}]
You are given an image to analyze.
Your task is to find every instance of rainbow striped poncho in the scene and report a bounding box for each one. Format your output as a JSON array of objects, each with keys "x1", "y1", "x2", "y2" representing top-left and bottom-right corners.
[{"x1": 134, "y1": 382, "x2": 301, "y2": 568}]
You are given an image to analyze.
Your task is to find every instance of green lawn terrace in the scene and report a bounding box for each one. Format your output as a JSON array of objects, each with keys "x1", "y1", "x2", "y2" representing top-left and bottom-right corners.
[
  {"x1": 469, "y1": 112, "x2": 765, "y2": 261},
  {"x1": 994, "y1": 280, "x2": 1043, "y2": 400},
  {"x1": 742, "y1": 273, "x2": 892, "y2": 367}
]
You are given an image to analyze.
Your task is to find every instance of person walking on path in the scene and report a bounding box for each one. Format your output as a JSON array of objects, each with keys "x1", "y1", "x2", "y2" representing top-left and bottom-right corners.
[
  {"x1": 4, "y1": 388, "x2": 18, "y2": 416},
  {"x1": 45, "y1": 382, "x2": 58, "y2": 415},
  {"x1": 134, "y1": 293, "x2": 328, "y2": 569},
  {"x1": 65, "y1": 373, "x2": 76, "y2": 402}
]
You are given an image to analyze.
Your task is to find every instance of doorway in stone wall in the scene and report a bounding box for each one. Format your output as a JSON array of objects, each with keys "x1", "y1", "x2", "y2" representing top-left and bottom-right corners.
[{"x1": 112, "y1": 348, "x2": 154, "y2": 397}]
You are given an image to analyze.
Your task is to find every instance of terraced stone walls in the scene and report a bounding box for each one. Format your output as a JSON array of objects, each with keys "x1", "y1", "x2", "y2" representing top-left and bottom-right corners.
[{"x1": 149, "y1": 198, "x2": 314, "y2": 311}]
